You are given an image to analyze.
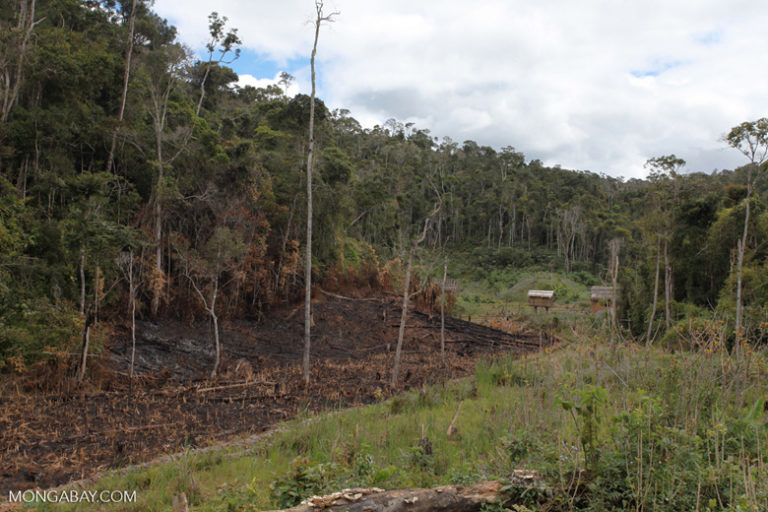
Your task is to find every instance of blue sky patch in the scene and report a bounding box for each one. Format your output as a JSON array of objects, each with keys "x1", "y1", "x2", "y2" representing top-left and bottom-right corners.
[
  {"x1": 192, "y1": 47, "x2": 307, "y2": 81},
  {"x1": 630, "y1": 59, "x2": 684, "y2": 78}
]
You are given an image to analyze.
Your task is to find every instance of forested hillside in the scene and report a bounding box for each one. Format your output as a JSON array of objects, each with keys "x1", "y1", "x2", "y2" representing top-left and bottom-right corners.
[{"x1": 1, "y1": 0, "x2": 767, "y2": 373}]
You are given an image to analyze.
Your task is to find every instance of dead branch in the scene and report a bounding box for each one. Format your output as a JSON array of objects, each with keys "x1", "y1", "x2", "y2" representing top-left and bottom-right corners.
[{"x1": 195, "y1": 380, "x2": 276, "y2": 393}]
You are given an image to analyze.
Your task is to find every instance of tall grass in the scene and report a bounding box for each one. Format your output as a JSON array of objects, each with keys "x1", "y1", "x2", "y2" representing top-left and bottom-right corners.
[{"x1": 33, "y1": 324, "x2": 768, "y2": 511}]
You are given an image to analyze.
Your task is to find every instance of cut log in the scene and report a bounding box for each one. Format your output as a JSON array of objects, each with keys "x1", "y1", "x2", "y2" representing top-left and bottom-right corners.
[
  {"x1": 265, "y1": 482, "x2": 500, "y2": 512},
  {"x1": 265, "y1": 475, "x2": 548, "y2": 512}
]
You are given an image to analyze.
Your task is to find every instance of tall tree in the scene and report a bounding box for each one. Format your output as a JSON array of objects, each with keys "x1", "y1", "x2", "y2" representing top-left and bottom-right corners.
[
  {"x1": 645, "y1": 155, "x2": 685, "y2": 330},
  {"x1": 303, "y1": 0, "x2": 338, "y2": 386},
  {"x1": 195, "y1": 11, "x2": 241, "y2": 117},
  {"x1": 725, "y1": 118, "x2": 768, "y2": 339},
  {"x1": 0, "y1": 0, "x2": 39, "y2": 123},
  {"x1": 105, "y1": 0, "x2": 140, "y2": 174},
  {"x1": 139, "y1": 42, "x2": 189, "y2": 315}
]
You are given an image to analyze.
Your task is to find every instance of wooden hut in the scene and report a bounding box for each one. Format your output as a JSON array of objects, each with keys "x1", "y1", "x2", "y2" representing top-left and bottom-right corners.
[
  {"x1": 590, "y1": 286, "x2": 615, "y2": 313},
  {"x1": 527, "y1": 290, "x2": 555, "y2": 312}
]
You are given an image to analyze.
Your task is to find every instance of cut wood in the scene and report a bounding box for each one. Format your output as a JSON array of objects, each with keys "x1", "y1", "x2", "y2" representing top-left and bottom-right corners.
[
  {"x1": 265, "y1": 482, "x2": 501, "y2": 512},
  {"x1": 264, "y1": 475, "x2": 549, "y2": 512}
]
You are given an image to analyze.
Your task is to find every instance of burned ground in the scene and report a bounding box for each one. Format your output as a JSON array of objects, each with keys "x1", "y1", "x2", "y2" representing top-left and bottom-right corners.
[{"x1": 0, "y1": 293, "x2": 552, "y2": 494}]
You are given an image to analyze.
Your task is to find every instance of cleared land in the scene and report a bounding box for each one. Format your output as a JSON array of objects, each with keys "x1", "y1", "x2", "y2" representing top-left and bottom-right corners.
[{"x1": 0, "y1": 293, "x2": 552, "y2": 494}]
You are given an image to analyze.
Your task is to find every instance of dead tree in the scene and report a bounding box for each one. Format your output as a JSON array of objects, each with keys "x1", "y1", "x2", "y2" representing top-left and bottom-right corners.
[
  {"x1": 391, "y1": 201, "x2": 441, "y2": 387},
  {"x1": 646, "y1": 238, "x2": 660, "y2": 346},
  {"x1": 608, "y1": 238, "x2": 621, "y2": 334},
  {"x1": 440, "y1": 254, "x2": 448, "y2": 364},
  {"x1": 75, "y1": 307, "x2": 94, "y2": 383},
  {"x1": 664, "y1": 239, "x2": 672, "y2": 330},
  {"x1": 105, "y1": 0, "x2": 139, "y2": 173},
  {"x1": 303, "y1": 0, "x2": 338, "y2": 386},
  {"x1": 117, "y1": 249, "x2": 140, "y2": 380}
]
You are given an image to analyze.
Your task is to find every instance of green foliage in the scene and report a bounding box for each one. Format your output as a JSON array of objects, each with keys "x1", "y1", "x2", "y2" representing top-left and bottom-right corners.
[
  {"x1": 0, "y1": 298, "x2": 82, "y2": 370},
  {"x1": 268, "y1": 457, "x2": 339, "y2": 509},
  {"x1": 556, "y1": 385, "x2": 607, "y2": 472}
]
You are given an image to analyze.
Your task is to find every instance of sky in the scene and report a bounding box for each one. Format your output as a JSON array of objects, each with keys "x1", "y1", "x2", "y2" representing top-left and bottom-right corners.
[{"x1": 153, "y1": 0, "x2": 768, "y2": 179}]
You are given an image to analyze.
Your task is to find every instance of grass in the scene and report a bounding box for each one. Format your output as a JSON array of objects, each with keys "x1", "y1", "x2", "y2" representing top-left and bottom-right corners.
[
  {"x1": 29, "y1": 319, "x2": 768, "y2": 511},
  {"x1": 453, "y1": 268, "x2": 594, "y2": 321}
]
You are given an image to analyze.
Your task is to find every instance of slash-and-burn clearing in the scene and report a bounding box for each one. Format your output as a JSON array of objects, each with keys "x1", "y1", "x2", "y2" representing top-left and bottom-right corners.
[{"x1": 0, "y1": 293, "x2": 552, "y2": 494}]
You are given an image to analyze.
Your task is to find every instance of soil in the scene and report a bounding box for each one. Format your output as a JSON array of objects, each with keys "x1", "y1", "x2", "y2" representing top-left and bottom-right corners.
[{"x1": 0, "y1": 292, "x2": 553, "y2": 494}]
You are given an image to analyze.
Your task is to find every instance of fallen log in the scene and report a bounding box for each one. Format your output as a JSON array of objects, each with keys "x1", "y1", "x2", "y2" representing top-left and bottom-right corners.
[{"x1": 265, "y1": 473, "x2": 549, "y2": 512}]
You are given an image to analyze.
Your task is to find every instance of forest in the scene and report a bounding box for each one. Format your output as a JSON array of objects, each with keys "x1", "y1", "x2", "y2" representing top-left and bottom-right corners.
[
  {"x1": 2, "y1": 1, "x2": 768, "y2": 510},
  {"x1": 1, "y1": 0, "x2": 766, "y2": 370}
]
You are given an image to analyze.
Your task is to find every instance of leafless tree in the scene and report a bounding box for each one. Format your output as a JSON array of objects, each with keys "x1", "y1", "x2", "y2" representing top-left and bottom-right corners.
[
  {"x1": 105, "y1": 0, "x2": 139, "y2": 173},
  {"x1": 303, "y1": 0, "x2": 338, "y2": 386},
  {"x1": 646, "y1": 238, "x2": 660, "y2": 346},
  {"x1": 116, "y1": 249, "x2": 141, "y2": 381},
  {"x1": 391, "y1": 201, "x2": 441, "y2": 387}
]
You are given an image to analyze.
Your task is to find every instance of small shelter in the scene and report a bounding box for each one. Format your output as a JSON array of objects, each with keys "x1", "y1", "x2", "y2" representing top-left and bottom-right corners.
[
  {"x1": 590, "y1": 286, "x2": 615, "y2": 313},
  {"x1": 528, "y1": 290, "x2": 555, "y2": 312}
]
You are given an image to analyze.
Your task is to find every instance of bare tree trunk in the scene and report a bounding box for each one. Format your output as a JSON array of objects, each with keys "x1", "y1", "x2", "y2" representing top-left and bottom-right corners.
[
  {"x1": 1, "y1": 0, "x2": 38, "y2": 123},
  {"x1": 391, "y1": 250, "x2": 413, "y2": 387},
  {"x1": 609, "y1": 238, "x2": 621, "y2": 334},
  {"x1": 76, "y1": 308, "x2": 93, "y2": 383},
  {"x1": 211, "y1": 309, "x2": 220, "y2": 378},
  {"x1": 664, "y1": 239, "x2": 671, "y2": 330},
  {"x1": 128, "y1": 251, "x2": 137, "y2": 380},
  {"x1": 79, "y1": 244, "x2": 86, "y2": 315},
  {"x1": 105, "y1": 0, "x2": 138, "y2": 174},
  {"x1": 302, "y1": 2, "x2": 337, "y2": 386},
  {"x1": 440, "y1": 256, "x2": 447, "y2": 365},
  {"x1": 151, "y1": 122, "x2": 164, "y2": 316},
  {"x1": 735, "y1": 172, "x2": 752, "y2": 339},
  {"x1": 93, "y1": 264, "x2": 101, "y2": 323},
  {"x1": 195, "y1": 65, "x2": 211, "y2": 118},
  {"x1": 646, "y1": 239, "x2": 660, "y2": 346},
  {"x1": 497, "y1": 204, "x2": 504, "y2": 248},
  {"x1": 391, "y1": 203, "x2": 441, "y2": 387},
  {"x1": 303, "y1": 8, "x2": 319, "y2": 387}
]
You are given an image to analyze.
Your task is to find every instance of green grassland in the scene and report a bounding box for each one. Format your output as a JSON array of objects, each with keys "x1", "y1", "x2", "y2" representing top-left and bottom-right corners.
[
  {"x1": 35, "y1": 317, "x2": 768, "y2": 512},
  {"x1": 452, "y1": 267, "x2": 595, "y2": 321}
]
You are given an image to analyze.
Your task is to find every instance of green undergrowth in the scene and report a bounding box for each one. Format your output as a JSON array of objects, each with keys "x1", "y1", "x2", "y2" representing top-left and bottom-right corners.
[{"x1": 31, "y1": 329, "x2": 768, "y2": 512}]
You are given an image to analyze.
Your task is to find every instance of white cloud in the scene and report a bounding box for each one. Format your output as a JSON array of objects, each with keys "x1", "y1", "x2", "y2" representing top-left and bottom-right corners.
[
  {"x1": 154, "y1": 0, "x2": 768, "y2": 178},
  {"x1": 236, "y1": 73, "x2": 300, "y2": 97}
]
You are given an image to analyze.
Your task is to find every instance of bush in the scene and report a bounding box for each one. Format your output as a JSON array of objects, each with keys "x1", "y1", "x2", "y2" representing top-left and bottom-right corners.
[
  {"x1": 0, "y1": 298, "x2": 82, "y2": 372},
  {"x1": 269, "y1": 457, "x2": 339, "y2": 508}
]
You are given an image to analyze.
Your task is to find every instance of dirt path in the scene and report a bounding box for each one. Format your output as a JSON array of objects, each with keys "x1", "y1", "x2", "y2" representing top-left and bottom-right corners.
[{"x1": 0, "y1": 294, "x2": 553, "y2": 494}]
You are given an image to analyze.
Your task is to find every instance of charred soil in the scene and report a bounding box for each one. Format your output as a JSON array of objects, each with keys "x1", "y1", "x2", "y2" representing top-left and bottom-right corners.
[{"x1": 0, "y1": 293, "x2": 553, "y2": 494}]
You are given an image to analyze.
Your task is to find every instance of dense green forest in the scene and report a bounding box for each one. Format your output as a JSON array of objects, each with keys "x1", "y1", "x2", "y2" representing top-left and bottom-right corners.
[{"x1": 1, "y1": 0, "x2": 767, "y2": 371}]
